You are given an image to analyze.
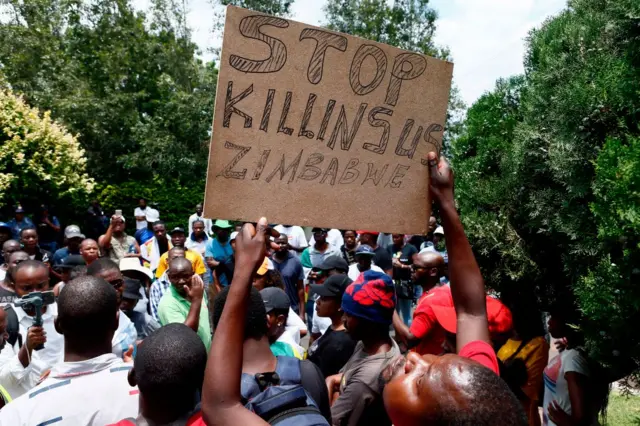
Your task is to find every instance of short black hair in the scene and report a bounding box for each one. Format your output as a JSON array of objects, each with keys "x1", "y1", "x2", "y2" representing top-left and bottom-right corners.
[
  {"x1": 263, "y1": 269, "x2": 285, "y2": 290},
  {"x1": 433, "y1": 361, "x2": 528, "y2": 425},
  {"x1": 213, "y1": 286, "x2": 267, "y2": 340},
  {"x1": 19, "y1": 227, "x2": 37, "y2": 237},
  {"x1": 57, "y1": 275, "x2": 118, "y2": 344},
  {"x1": 192, "y1": 219, "x2": 204, "y2": 226},
  {"x1": 153, "y1": 220, "x2": 166, "y2": 229},
  {"x1": 13, "y1": 259, "x2": 48, "y2": 278},
  {"x1": 135, "y1": 323, "x2": 207, "y2": 412},
  {"x1": 86, "y1": 257, "x2": 119, "y2": 277}
]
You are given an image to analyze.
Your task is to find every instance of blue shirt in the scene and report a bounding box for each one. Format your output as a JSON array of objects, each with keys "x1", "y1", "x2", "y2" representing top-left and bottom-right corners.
[
  {"x1": 205, "y1": 238, "x2": 234, "y2": 286},
  {"x1": 7, "y1": 217, "x2": 34, "y2": 240},
  {"x1": 271, "y1": 253, "x2": 304, "y2": 311},
  {"x1": 51, "y1": 247, "x2": 80, "y2": 266}
]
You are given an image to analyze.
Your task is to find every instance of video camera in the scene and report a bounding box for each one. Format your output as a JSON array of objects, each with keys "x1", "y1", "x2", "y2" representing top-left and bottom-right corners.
[{"x1": 13, "y1": 291, "x2": 55, "y2": 351}]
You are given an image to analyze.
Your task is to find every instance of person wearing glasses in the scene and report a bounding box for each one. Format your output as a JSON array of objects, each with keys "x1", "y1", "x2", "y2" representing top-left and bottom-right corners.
[
  {"x1": 391, "y1": 251, "x2": 447, "y2": 355},
  {"x1": 86, "y1": 258, "x2": 137, "y2": 358}
]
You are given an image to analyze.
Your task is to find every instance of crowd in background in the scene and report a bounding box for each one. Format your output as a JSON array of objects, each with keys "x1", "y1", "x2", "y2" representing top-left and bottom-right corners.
[{"x1": 0, "y1": 154, "x2": 611, "y2": 426}]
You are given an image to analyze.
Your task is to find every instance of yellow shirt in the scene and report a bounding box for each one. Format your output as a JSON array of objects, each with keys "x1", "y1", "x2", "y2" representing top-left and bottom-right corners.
[
  {"x1": 155, "y1": 249, "x2": 206, "y2": 279},
  {"x1": 498, "y1": 336, "x2": 549, "y2": 426}
]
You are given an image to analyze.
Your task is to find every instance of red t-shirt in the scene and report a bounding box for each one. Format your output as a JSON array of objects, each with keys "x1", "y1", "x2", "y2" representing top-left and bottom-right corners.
[
  {"x1": 459, "y1": 340, "x2": 500, "y2": 375},
  {"x1": 409, "y1": 286, "x2": 451, "y2": 355},
  {"x1": 109, "y1": 412, "x2": 205, "y2": 426}
]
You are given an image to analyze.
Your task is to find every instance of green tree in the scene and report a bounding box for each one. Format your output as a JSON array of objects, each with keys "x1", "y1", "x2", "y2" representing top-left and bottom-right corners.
[
  {"x1": 0, "y1": 85, "x2": 94, "y2": 212},
  {"x1": 452, "y1": 0, "x2": 640, "y2": 375},
  {"x1": 0, "y1": 0, "x2": 217, "y2": 184},
  {"x1": 324, "y1": 0, "x2": 465, "y2": 143}
]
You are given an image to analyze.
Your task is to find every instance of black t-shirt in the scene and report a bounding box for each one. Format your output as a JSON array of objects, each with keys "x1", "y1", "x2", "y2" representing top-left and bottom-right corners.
[
  {"x1": 308, "y1": 327, "x2": 358, "y2": 378},
  {"x1": 373, "y1": 246, "x2": 393, "y2": 272},
  {"x1": 300, "y1": 359, "x2": 332, "y2": 422},
  {"x1": 388, "y1": 244, "x2": 418, "y2": 281},
  {"x1": 0, "y1": 286, "x2": 16, "y2": 305}
]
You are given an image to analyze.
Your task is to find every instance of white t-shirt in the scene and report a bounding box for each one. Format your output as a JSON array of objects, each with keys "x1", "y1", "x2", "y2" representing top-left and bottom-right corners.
[
  {"x1": 312, "y1": 301, "x2": 332, "y2": 336},
  {"x1": 348, "y1": 263, "x2": 384, "y2": 281},
  {"x1": 309, "y1": 229, "x2": 344, "y2": 250},
  {"x1": 284, "y1": 308, "x2": 307, "y2": 345},
  {"x1": 543, "y1": 348, "x2": 594, "y2": 426},
  {"x1": 134, "y1": 207, "x2": 147, "y2": 230},
  {"x1": 0, "y1": 353, "x2": 138, "y2": 426},
  {"x1": 274, "y1": 225, "x2": 309, "y2": 258}
]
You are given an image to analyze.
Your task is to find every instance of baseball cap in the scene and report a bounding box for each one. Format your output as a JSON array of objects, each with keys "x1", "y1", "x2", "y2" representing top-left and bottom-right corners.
[
  {"x1": 54, "y1": 254, "x2": 86, "y2": 270},
  {"x1": 357, "y1": 230, "x2": 379, "y2": 236},
  {"x1": 431, "y1": 288, "x2": 513, "y2": 335},
  {"x1": 145, "y1": 209, "x2": 160, "y2": 223},
  {"x1": 434, "y1": 226, "x2": 444, "y2": 235},
  {"x1": 230, "y1": 231, "x2": 239, "y2": 241},
  {"x1": 315, "y1": 256, "x2": 349, "y2": 272},
  {"x1": 256, "y1": 257, "x2": 270, "y2": 276},
  {"x1": 64, "y1": 225, "x2": 85, "y2": 240},
  {"x1": 213, "y1": 220, "x2": 233, "y2": 229},
  {"x1": 355, "y1": 245, "x2": 375, "y2": 256},
  {"x1": 122, "y1": 278, "x2": 143, "y2": 300},
  {"x1": 260, "y1": 287, "x2": 290, "y2": 313},
  {"x1": 0, "y1": 222, "x2": 10, "y2": 231},
  {"x1": 14, "y1": 205, "x2": 25, "y2": 213},
  {"x1": 169, "y1": 227, "x2": 186, "y2": 235},
  {"x1": 310, "y1": 274, "x2": 353, "y2": 298}
]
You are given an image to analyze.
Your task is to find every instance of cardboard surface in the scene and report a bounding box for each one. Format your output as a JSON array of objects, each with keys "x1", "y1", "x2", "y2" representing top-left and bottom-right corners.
[{"x1": 204, "y1": 5, "x2": 453, "y2": 235}]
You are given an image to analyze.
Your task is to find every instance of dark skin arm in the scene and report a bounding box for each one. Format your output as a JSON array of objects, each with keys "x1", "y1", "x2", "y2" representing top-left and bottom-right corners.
[
  {"x1": 98, "y1": 215, "x2": 117, "y2": 250},
  {"x1": 183, "y1": 275, "x2": 204, "y2": 333},
  {"x1": 297, "y1": 279, "x2": 305, "y2": 320},
  {"x1": 548, "y1": 372, "x2": 590, "y2": 426},
  {"x1": 391, "y1": 310, "x2": 421, "y2": 348},
  {"x1": 201, "y1": 219, "x2": 275, "y2": 426},
  {"x1": 427, "y1": 152, "x2": 490, "y2": 350}
]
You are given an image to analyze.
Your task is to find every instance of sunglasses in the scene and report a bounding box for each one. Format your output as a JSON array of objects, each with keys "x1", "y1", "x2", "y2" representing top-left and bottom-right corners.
[{"x1": 109, "y1": 279, "x2": 124, "y2": 290}]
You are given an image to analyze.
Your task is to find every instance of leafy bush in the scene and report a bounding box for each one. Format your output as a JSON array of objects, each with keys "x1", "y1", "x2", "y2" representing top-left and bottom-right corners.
[
  {"x1": 96, "y1": 178, "x2": 206, "y2": 233},
  {"x1": 0, "y1": 86, "x2": 94, "y2": 213},
  {"x1": 452, "y1": 0, "x2": 640, "y2": 374}
]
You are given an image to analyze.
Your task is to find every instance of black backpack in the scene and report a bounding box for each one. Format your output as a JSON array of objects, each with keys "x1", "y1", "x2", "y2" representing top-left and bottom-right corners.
[{"x1": 4, "y1": 306, "x2": 22, "y2": 349}]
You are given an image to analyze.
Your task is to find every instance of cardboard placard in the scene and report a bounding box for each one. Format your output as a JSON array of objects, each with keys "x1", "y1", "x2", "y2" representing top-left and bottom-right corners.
[{"x1": 204, "y1": 5, "x2": 453, "y2": 235}]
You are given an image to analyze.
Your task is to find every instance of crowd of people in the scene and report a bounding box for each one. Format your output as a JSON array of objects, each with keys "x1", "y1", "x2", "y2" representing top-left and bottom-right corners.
[{"x1": 0, "y1": 153, "x2": 610, "y2": 425}]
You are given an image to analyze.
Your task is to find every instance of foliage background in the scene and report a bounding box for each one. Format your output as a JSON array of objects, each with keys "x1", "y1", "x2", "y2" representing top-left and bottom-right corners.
[{"x1": 451, "y1": 0, "x2": 640, "y2": 375}]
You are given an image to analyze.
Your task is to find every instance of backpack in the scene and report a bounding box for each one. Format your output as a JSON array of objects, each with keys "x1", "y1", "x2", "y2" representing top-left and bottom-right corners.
[
  {"x1": 5, "y1": 306, "x2": 22, "y2": 349},
  {"x1": 241, "y1": 356, "x2": 329, "y2": 426}
]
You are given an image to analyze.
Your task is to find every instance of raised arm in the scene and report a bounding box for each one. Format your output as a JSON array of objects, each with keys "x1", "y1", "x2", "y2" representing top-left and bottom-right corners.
[
  {"x1": 201, "y1": 218, "x2": 270, "y2": 426},
  {"x1": 427, "y1": 152, "x2": 489, "y2": 350},
  {"x1": 98, "y1": 216, "x2": 116, "y2": 249}
]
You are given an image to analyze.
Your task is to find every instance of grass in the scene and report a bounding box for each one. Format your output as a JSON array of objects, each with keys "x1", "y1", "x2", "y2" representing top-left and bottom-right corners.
[{"x1": 603, "y1": 392, "x2": 640, "y2": 426}]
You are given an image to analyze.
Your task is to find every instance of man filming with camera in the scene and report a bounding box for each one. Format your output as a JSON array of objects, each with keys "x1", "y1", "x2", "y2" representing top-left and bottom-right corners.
[{"x1": 0, "y1": 260, "x2": 62, "y2": 399}]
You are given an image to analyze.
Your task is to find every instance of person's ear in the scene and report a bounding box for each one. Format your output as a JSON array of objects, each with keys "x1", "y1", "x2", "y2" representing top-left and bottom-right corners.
[
  {"x1": 277, "y1": 314, "x2": 286, "y2": 327},
  {"x1": 128, "y1": 367, "x2": 136, "y2": 387},
  {"x1": 54, "y1": 317, "x2": 62, "y2": 335}
]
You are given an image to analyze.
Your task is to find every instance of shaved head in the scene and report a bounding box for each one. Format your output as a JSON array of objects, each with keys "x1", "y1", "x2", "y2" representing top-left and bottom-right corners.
[
  {"x1": 169, "y1": 257, "x2": 192, "y2": 274},
  {"x1": 80, "y1": 239, "x2": 98, "y2": 250},
  {"x1": 414, "y1": 251, "x2": 445, "y2": 269}
]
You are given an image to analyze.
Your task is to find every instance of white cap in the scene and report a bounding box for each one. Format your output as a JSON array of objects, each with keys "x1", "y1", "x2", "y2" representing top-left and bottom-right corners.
[
  {"x1": 145, "y1": 209, "x2": 160, "y2": 223},
  {"x1": 119, "y1": 257, "x2": 153, "y2": 281},
  {"x1": 419, "y1": 245, "x2": 437, "y2": 254},
  {"x1": 230, "y1": 231, "x2": 239, "y2": 241},
  {"x1": 434, "y1": 226, "x2": 444, "y2": 235}
]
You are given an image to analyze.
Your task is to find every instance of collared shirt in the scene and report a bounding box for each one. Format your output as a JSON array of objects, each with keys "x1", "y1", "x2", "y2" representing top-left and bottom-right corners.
[
  {"x1": 7, "y1": 218, "x2": 34, "y2": 240},
  {"x1": 158, "y1": 285, "x2": 211, "y2": 351},
  {"x1": 0, "y1": 303, "x2": 65, "y2": 399},
  {"x1": 188, "y1": 214, "x2": 213, "y2": 236},
  {"x1": 205, "y1": 239, "x2": 234, "y2": 286},
  {"x1": 140, "y1": 237, "x2": 173, "y2": 273},
  {"x1": 0, "y1": 353, "x2": 138, "y2": 425},
  {"x1": 155, "y1": 249, "x2": 206, "y2": 279},
  {"x1": 149, "y1": 272, "x2": 171, "y2": 320}
]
